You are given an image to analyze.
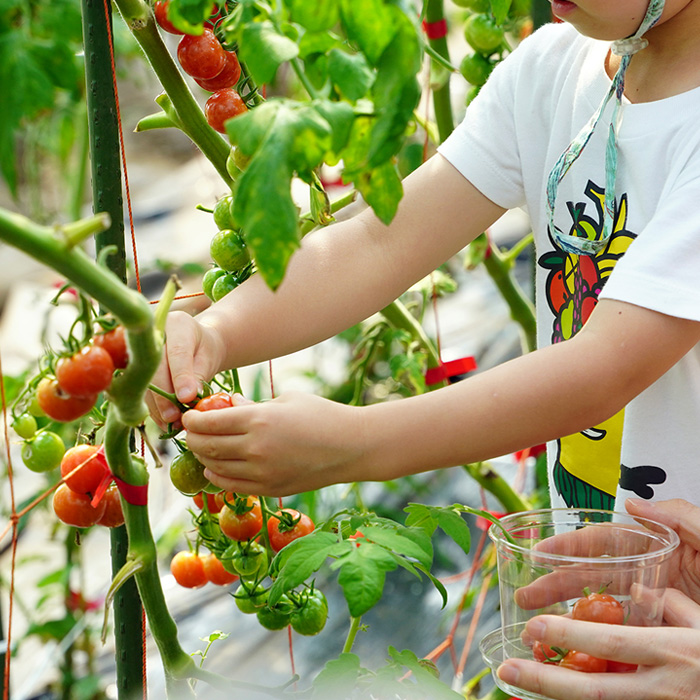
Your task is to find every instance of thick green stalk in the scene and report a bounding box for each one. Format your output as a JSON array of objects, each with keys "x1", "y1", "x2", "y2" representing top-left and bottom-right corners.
[
  {"x1": 462, "y1": 462, "x2": 529, "y2": 513},
  {"x1": 112, "y1": 0, "x2": 233, "y2": 188},
  {"x1": 380, "y1": 299, "x2": 441, "y2": 373},
  {"x1": 424, "y1": 0, "x2": 454, "y2": 143}
]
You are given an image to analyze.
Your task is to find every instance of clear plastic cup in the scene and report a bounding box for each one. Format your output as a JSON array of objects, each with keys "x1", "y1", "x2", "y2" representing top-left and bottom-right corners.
[{"x1": 479, "y1": 508, "x2": 679, "y2": 700}]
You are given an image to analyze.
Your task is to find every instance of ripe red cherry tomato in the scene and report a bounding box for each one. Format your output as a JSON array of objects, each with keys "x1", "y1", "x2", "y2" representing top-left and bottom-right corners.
[
  {"x1": 170, "y1": 551, "x2": 207, "y2": 588},
  {"x1": 201, "y1": 553, "x2": 239, "y2": 586},
  {"x1": 193, "y1": 491, "x2": 224, "y2": 513},
  {"x1": 53, "y1": 483, "x2": 107, "y2": 528},
  {"x1": 93, "y1": 325, "x2": 129, "y2": 369},
  {"x1": 532, "y1": 640, "x2": 561, "y2": 663},
  {"x1": 204, "y1": 88, "x2": 248, "y2": 134},
  {"x1": 267, "y1": 509, "x2": 315, "y2": 552},
  {"x1": 154, "y1": 0, "x2": 184, "y2": 34},
  {"x1": 219, "y1": 496, "x2": 263, "y2": 541},
  {"x1": 96, "y1": 485, "x2": 125, "y2": 528},
  {"x1": 560, "y1": 650, "x2": 608, "y2": 673},
  {"x1": 194, "y1": 51, "x2": 241, "y2": 91},
  {"x1": 194, "y1": 391, "x2": 233, "y2": 411},
  {"x1": 177, "y1": 28, "x2": 227, "y2": 80},
  {"x1": 606, "y1": 660, "x2": 638, "y2": 673},
  {"x1": 60, "y1": 444, "x2": 110, "y2": 496},
  {"x1": 56, "y1": 345, "x2": 115, "y2": 398},
  {"x1": 572, "y1": 592, "x2": 625, "y2": 625},
  {"x1": 36, "y1": 377, "x2": 97, "y2": 423}
]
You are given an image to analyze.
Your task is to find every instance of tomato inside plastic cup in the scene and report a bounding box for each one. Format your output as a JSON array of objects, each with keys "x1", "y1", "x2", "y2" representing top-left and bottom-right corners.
[{"x1": 479, "y1": 508, "x2": 679, "y2": 700}]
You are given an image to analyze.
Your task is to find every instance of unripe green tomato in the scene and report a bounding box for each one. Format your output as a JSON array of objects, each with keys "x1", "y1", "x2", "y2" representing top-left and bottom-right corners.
[
  {"x1": 211, "y1": 273, "x2": 238, "y2": 302},
  {"x1": 464, "y1": 13, "x2": 504, "y2": 54},
  {"x1": 27, "y1": 394, "x2": 45, "y2": 418},
  {"x1": 233, "y1": 583, "x2": 268, "y2": 614},
  {"x1": 169, "y1": 450, "x2": 210, "y2": 496},
  {"x1": 12, "y1": 412, "x2": 38, "y2": 439},
  {"x1": 21, "y1": 431, "x2": 65, "y2": 473},
  {"x1": 452, "y1": 0, "x2": 490, "y2": 10},
  {"x1": 290, "y1": 589, "x2": 328, "y2": 636},
  {"x1": 256, "y1": 594, "x2": 293, "y2": 630},
  {"x1": 229, "y1": 146, "x2": 252, "y2": 173},
  {"x1": 459, "y1": 52, "x2": 494, "y2": 86},
  {"x1": 213, "y1": 195, "x2": 235, "y2": 230},
  {"x1": 210, "y1": 229, "x2": 250, "y2": 272},
  {"x1": 230, "y1": 541, "x2": 268, "y2": 577},
  {"x1": 202, "y1": 267, "x2": 227, "y2": 301}
]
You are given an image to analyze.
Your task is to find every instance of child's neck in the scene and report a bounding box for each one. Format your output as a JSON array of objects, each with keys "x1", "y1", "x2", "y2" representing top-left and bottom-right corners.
[{"x1": 605, "y1": 2, "x2": 700, "y2": 103}]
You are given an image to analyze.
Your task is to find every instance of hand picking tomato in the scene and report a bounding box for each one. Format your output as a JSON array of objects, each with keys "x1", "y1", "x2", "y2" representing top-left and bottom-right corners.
[
  {"x1": 53, "y1": 483, "x2": 107, "y2": 528},
  {"x1": 194, "y1": 50, "x2": 241, "y2": 91},
  {"x1": 36, "y1": 377, "x2": 97, "y2": 422},
  {"x1": 193, "y1": 391, "x2": 233, "y2": 411},
  {"x1": 572, "y1": 590, "x2": 625, "y2": 625},
  {"x1": 56, "y1": 345, "x2": 115, "y2": 397},
  {"x1": 96, "y1": 485, "x2": 125, "y2": 528},
  {"x1": 177, "y1": 28, "x2": 227, "y2": 80},
  {"x1": 21, "y1": 430, "x2": 65, "y2": 473},
  {"x1": 201, "y1": 553, "x2": 239, "y2": 585},
  {"x1": 218, "y1": 495, "x2": 263, "y2": 541},
  {"x1": 170, "y1": 551, "x2": 207, "y2": 588},
  {"x1": 559, "y1": 650, "x2": 608, "y2": 673},
  {"x1": 92, "y1": 325, "x2": 129, "y2": 369},
  {"x1": 267, "y1": 509, "x2": 314, "y2": 552},
  {"x1": 204, "y1": 88, "x2": 248, "y2": 134},
  {"x1": 290, "y1": 589, "x2": 328, "y2": 636},
  {"x1": 60, "y1": 444, "x2": 110, "y2": 496}
]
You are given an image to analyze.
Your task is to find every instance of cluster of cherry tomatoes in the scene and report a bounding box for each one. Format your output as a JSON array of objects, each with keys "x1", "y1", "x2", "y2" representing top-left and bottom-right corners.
[
  {"x1": 52, "y1": 444, "x2": 125, "y2": 529},
  {"x1": 531, "y1": 589, "x2": 638, "y2": 674},
  {"x1": 154, "y1": 0, "x2": 248, "y2": 134}
]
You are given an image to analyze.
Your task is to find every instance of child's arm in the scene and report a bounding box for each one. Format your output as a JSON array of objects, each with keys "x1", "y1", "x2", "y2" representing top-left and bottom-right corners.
[
  {"x1": 181, "y1": 298, "x2": 700, "y2": 497},
  {"x1": 148, "y1": 153, "x2": 506, "y2": 424}
]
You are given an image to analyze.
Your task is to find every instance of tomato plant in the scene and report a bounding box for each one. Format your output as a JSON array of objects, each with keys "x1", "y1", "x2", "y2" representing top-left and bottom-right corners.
[
  {"x1": 194, "y1": 50, "x2": 241, "y2": 92},
  {"x1": 204, "y1": 88, "x2": 248, "y2": 134},
  {"x1": 60, "y1": 444, "x2": 109, "y2": 496},
  {"x1": 92, "y1": 325, "x2": 129, "y2": 369},
  {"x1": 56, "y1": 344, "x2": 115, "y2": 397},
  {"x1": 572, "y1": 590, "x2": 625, "y2": 625},
  {"x1": 170, "y1": 551, "x2": 208, "y2": 589},
  {"x1": 36, "y1": 376, "x2": 97, "y2": 422},
  {"x1": 21, "y1": 430, "x2": 65, "y2": 473},
  {"x1": 177, "y1": 28, "x2": 227, "y2": 80},
  {"x1": 53, "y1": 483, "x2": 107, "y2": 528},
  {"x1": 290, "y1": 589, "x2": 328, "y2": 636},
  {"x1": 267, "y1": 508, "x2": 314, "y2": 552}
]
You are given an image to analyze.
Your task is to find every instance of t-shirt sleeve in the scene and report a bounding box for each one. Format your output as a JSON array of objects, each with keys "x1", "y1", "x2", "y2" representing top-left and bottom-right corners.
[{"x1": 600, "y1": 173, "x2": 700, "y2": 322}]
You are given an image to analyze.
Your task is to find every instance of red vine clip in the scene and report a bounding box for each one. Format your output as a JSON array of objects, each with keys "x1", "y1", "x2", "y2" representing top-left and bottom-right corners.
[
  {"x1": 422, "y1": 18, "x2": 448, "y2": 40},
  {"x1": 425, "y1": 357, "x2": 477, "y2": 386}
]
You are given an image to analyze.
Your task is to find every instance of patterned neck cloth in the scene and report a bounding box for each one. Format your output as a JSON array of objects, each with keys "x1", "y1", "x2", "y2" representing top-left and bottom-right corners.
[{"x1": 546, "y1": 0, "x2": 666, "y2": 255}]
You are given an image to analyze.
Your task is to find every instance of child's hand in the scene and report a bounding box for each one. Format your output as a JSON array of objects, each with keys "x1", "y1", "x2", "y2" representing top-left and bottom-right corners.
[
  {"x1": 147, "y1": 310, "x2": 226, "y2": 429},
  {"x1": 180, "y1": 392, "x2": 367, "y2": 496}
]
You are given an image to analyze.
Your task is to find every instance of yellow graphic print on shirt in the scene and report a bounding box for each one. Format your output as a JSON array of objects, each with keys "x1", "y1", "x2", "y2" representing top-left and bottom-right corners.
[{"x1": 539, "y1": 181, "x2": 635, "y2": 510}]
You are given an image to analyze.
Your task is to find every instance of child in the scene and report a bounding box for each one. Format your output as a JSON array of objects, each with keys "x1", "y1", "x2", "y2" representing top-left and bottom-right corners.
[{"x1": 149, "y1": 1, "x2": 700, "y2": 511}]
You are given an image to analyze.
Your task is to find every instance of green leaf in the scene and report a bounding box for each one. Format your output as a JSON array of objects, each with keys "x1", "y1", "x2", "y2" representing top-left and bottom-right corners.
[
  {"x1": 268, "y1": 531, "x2": 338, "y2": 604},
  {"x1": 26, "y1": 615, "x2": 77, "y2": 642},
  {"x1": 327, "y1": 49, "x2": 374, "y2": 101},
  {"x1": 388, "y1": 648, "x2": 464, "y2": 699},
  {"x1": 338, "y1": 0, "x2": 397, "y2": 66},
  {"x1": 490, "y1": 0, "x2": 513, "y2": 25},
  {"x1": 311, "y1": 653, "x2": 363, "y2": 699},
  {"x1": 359, "y1": 526, "x2": 432, "y2": 569},
  {"x1": 298, "y1": 30, "x2": 341, "y2": 59},
  {"x1": 286, "y1": 0, "x2": 339, "y2": 33},
  {"x1": 354, "y1": 159, "x2": 403, "y2": 225},
  {"x1": 238, "y1": 21, "x2": 299, "y2": 85},
  {"x1": 167, "y1": 0, "x2": 213, "y2": 31},
  {"x1": 335, "y1": 543, "x2": 397, "y2": 617},
  {"x1": 405, "y1": 503, "x2": 472, "y2": 557},
  {"x1": 414, "y1": 563, "x2": 449, "y2": 608}
]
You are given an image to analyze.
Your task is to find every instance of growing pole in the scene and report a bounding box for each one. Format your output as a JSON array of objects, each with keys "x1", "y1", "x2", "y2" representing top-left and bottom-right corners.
[{"x1": 80, "y1": 1, "x2": 147, "y2": 697}]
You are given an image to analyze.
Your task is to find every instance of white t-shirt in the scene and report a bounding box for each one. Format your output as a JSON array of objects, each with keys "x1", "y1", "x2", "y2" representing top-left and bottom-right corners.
[{"x1": 438, "y1": 22, "x2": 700, "y2": 509}]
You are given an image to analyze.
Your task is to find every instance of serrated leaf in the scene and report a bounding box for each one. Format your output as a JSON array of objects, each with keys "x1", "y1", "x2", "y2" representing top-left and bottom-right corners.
[
  {"x1": 359, "y1": 526, "x2": 432, "y2": 569},
  {"x1": 311, "y1": 653, "x2": 363, "y2": 699},
  {"x1": 405, "y1": 503, "x2": 472, "y2": 557},
  {"x1": 328, "y1": 49, "x2": 374, "y2": 101},
  {"x1": 336, "y1": 543, "x2": 397, "y2": 617},
  {"x1": 403, "y1": 503, "x2": 439, "y2": 535},
  {"x1": 268, "y1": 531, "x2": 338, "y2": 604},
  {"x1": 238, "y1": 21, "x2": 299, "y2": 85}
]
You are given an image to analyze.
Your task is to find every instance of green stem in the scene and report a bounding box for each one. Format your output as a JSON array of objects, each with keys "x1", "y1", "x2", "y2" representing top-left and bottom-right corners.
[
  {"x1": 461, "y1": 462, "x2": 529, "y2": 515},
  {"x1": 134, "y1": 109, "x2": 178, "y2": 132},
  {"x1": 112, "y1": 0, "x2": 234, "y2": 188},
  {"x1": 424, "y1": 0, "x2": 454, "y2": 143},
  {"x1": 482, "y1": 241, "x2": 537, "y2": 353},
  {"x1": 343, "y1": 616, "x2": 363, "y2": 653},
  {"x1": 380, "y1": 299, "x2": 441, "y2": 373}
]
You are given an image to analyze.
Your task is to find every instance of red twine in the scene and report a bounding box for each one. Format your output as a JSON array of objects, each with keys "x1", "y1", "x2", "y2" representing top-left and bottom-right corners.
[
  {"x1": 422, "y1": 18, "x2": 448, "y2": 40},
  {"x1": 425, "y1": 357, "x2": 477, "y2": 386}
]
